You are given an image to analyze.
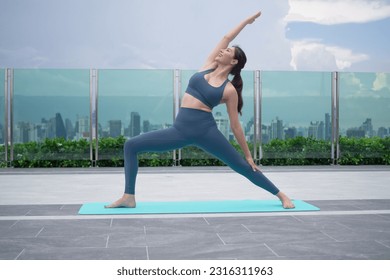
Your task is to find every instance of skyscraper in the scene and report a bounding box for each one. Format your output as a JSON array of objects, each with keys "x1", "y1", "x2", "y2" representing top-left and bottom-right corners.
[
  {"x1": 130, "y1": 112, "x2": 141, "y2": 137},
  {"x1": 55, "y1": 113, "x2": 67, "y2": 139},
  {"x1": 325, "y1": 113, "x2": 331, "y2": 141},
  {"x1": 109, "y1": 120, "x2": 122, "y2": 138},
  {"x1": 270, "y1": 117, "x2": 283, "y2": 140},
  {"x1": 361, "y1": 118, "x2": 374, "y2": 137},
  {"x1": 214, "y1": 112, "x2": 229, "y2": 139},
  {"x1": 77, "y1": 116, "x2": 90, "y2": 139}
]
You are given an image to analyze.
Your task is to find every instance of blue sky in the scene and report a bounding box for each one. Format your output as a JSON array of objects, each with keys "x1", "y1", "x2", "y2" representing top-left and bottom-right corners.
[{"x1": 0, "y1": 0, "x2": 390, "y2": 72}]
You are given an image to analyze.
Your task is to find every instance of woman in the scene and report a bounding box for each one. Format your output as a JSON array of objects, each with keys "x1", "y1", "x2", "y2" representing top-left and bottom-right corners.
[{"x1": 106, "y1": 11, "x2": 295, "y2": 209}]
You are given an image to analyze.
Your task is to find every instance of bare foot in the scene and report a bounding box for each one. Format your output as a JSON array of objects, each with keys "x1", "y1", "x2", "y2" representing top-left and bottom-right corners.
[
  {"x1": 105, "y1": 194, "x2": 136, "y2": 208},
  {"x1": 276, "y1": 191, "x2": 295, "y2": 209}
]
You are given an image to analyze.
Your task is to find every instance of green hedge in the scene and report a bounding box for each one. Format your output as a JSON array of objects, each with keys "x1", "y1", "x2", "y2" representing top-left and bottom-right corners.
[{"x1": 0, "y1": 136, "x2": 389, "y2": 167}]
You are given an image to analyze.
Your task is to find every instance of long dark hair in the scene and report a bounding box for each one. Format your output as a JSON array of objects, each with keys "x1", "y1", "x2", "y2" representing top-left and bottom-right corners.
[{"x1": 230, "y1": 45, "x2": 247, "y2": 115}]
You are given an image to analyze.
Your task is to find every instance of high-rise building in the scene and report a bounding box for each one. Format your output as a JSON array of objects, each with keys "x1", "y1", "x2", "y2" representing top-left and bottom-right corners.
[
  {"x1": 130, "y1": 112, "x2": 141, "y2": 137},
  {"x1": 270, "y1": 117, "x2": 283, "y2": 140},
  {"x1": 109, "y1": 120, "x2": 122, "y2": 138},
  {"x1": 377, "y1": 127, "x2": 388, "y2": 138},
  {"x1": 143, "y1": 120, "x2": 150, "y2": 133},
  {"x1": 47, "y1": 113, "x2": 67, "y2": 139},
  {"x1": 65, "y1": 119, "x2": 75, "y2": 140},
  {"x1": 55, "y1": 113, "x2": 67, "y2": 139},
  {"x1": 325, "y1": 113, "x2": 331, "y2": 141},
  {"x1": 284, "y1": 127, "x2": 297, "y2": 139},
  {"x1": 308, "y1": 121, "x2": 325, "y2": 140},
  {"x1": 77, "y1": 116, "x2": 90, "y2": 139},
  {"x1": 346, "y1": 128, "x2": 365, "y2": 138},
  {"x1": 361, "y1": 118, "x2": 374, "y2": 137},
  {"x1": 214, "y1": 112, "x2": 229, "y2": 139}
]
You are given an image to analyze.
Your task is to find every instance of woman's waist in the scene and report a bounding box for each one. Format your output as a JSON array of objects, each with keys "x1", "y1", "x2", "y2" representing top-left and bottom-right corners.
[{"x1": 181, "y1": 93, "x2": 212, "y2": 113}]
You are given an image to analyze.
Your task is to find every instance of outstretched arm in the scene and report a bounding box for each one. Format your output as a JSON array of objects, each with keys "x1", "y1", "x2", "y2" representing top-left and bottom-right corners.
[
  {"x1": 225, "y1": 84, "x2": 260, "y2": 172},
  {"x1": 201, "y1": 11, "x2": 261, "y2": 70}
]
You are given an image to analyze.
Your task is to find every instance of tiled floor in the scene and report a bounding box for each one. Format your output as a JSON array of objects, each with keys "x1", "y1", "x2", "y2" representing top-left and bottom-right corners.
[
  {"x1": 0, "y1": 166, "x2": 390, "y2": 260},
  {"x1": 0, "y1": 200, "x2": 390, "y2": 260}
]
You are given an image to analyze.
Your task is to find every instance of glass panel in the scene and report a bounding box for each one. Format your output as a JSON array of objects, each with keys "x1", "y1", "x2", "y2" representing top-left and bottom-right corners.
[
  {"x1": 180, "y1": 70, "x2": 254, "y2": 166},
  {"x1": 0, "y1": 69, "x2": 5, "y2": 164},
  {"x1": 339, "y1": 72, "x2": 390, "y2": 164},
  {"x1": 13, "y1": 69, "x2": 90, "y2": 167},
  {"x1": 97, "y1": 69, "x2": 173, "y2": 166},
  {"x1": 261, "y1": 71, "x2": 332, "y2": 165}
]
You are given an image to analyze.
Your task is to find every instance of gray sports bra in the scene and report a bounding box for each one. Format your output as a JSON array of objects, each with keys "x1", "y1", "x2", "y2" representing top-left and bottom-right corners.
[{"x1": 185, "y1": 69, "x2": 229, "y2": 109}]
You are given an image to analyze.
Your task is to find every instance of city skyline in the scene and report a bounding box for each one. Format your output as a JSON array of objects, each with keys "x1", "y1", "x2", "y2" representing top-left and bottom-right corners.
[{"x1": 9, "y1": 110, "x2": 389, "y2": 144}]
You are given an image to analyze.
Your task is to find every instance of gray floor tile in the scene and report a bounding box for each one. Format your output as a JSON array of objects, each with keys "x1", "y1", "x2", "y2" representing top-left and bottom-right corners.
[
  {"x1": 0, "y1": 205, "x2": 30, "y2": 216},
  {"x1": 112, "y1": 217, "x2": 208, "y2": 227},
  {"x1": 304, "y1": 200, "x2": 362, "y2": 211},
  {"x1": 242, "y1": 220, "x2": 319, "y2": 233},
  {"x1": 146, "y1": 231, "x2": 223, "y2": 247},
  {"x1": 17, "y1": 246, "x2": 148, "y2": 260},
  {"x1": 145, "y1": 223, "x2": 248, "y2": 235},
  {"x1": 34, "y1": 219, "x2": 112, "y2": 237},
  {"x1": 266, "y1": 240, "x2": 390, "y2": 259},
  {"x1": 108, "y1": 233, "x2": 147, "y2": 247},
  {"x1": 147, "y1": 243, "x2": 276, "y2": 260},
  {"x1": 376, "y1": 240, "x2": 390, "y2": 248},
  {"x1": 0, "y1": 224, "x2": 44, "y2": 238},
  {"x1": 218, "y1": 231, "x2": 333, "y2": 246},
  {"x1": 321, "y1": 227, "x2": 390, "y2": 242},
  {"x1": 205, "y1": 216, "x2": 299, "y2": 226},
  {"x1": 0, "y1": 248, "x2": 24, "y2": 260},
  {"x1": 0, "y1": 235, "x2": 107, "y2": 250},
  {"x1": 348, "y1": 199, "x2": 390, "y2": 210},
  {"x1": 336, "y1": 216, "x2": 390, "y2": 232},
  {"x1": 0, "y1": 220, "x2": 18, "y2": 228}
]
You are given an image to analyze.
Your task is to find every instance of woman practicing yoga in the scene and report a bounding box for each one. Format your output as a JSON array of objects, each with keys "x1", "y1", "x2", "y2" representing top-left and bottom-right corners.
[{"x1": 106, "y1": 11, "x2": 295, "y2": 209}]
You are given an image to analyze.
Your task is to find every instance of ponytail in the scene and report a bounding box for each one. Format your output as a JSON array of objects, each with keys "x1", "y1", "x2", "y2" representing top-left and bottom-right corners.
[
  {"x1": 230, "y1": 45, "x2": 247, "y2": 116},
  {"x1": 231, "y1": 73, "x2": 244, "y2": 115}
]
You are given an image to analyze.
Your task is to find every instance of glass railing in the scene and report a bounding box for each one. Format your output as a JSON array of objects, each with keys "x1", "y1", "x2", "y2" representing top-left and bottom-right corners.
[
  {"x1": 261, "y1": 71, "x2": 332, "y2": 165},
  {"x1": 97, "y1": 69, "x2": 174, "y2": 166},
  {"x1": 339, "y1": 72, "x2": 390, "y2": 164},
  {"x1": 12, "y1": 69, "x2": 91, "y2": 166},
  {"x1": 1, "y1": 68, "x2": 389, "y2": 167}
]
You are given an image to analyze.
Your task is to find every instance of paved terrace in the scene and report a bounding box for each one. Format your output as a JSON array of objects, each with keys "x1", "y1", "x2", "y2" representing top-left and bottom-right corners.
[{"x1": 0, "y1": 166, "x2": 390, "y2": 260}]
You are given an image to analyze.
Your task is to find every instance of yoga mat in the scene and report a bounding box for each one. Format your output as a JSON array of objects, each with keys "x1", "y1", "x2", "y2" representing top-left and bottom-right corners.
[{"x1": 78, "y1": 200, "x2": 320, "y2": 215}]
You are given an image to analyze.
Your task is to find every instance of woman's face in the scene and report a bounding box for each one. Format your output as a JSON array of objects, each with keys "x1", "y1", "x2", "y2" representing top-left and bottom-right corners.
[{"x1": 216, "y1": 47, "x2": 238, "y2": 66}]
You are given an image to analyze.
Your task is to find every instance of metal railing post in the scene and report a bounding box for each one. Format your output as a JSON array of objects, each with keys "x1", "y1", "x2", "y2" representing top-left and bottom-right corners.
[
  {"x1": 4, "y1": 69, "x2": 8, "y2": 166},
  {"x1": 331, "y1": 71, "x2": 340, "y2": 165},
  {"x1": 89, "y1": 69, "x2": 98, "y2": 167},
  {"x1": 7, "y1": 69, "x2": 14, "y2": 167},
  {"x1": 173, "y1": 69, "x2": 181, "y2": 166},
  {"x1": 253, "y1": 70, "x2": 262, "y2": 164}
]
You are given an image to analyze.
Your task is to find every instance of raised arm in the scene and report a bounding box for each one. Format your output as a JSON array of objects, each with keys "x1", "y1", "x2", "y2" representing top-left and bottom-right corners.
[{"x1": 201, "y1": 11, "x2": 261, "y2": 70}]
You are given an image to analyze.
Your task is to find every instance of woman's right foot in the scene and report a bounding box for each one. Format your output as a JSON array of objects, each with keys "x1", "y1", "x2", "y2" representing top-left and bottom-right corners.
[
  {"x1": 276, "y1": 191, "x2": 295, "y2": 209},
  {"x1": 105, "y1": 194, "x2": 136, "y2": 208}
]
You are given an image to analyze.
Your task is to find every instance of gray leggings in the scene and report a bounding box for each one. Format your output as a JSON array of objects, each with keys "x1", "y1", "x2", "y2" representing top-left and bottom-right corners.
[{"x1": 124, "y1": 107, "x2": 280, "y2": 195}]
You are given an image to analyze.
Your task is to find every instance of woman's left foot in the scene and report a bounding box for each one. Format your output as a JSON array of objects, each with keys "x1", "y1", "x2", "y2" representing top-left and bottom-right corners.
[
  {"x1": 276, "y1": 191, "x2": 295, "y2": 209},
  {"x1": 105, "y1": 194, "x2": 136, "y2": 208}
]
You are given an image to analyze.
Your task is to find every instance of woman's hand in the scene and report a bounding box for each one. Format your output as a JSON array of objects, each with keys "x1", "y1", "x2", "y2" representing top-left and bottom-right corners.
[
  {"x1": 246, "y1": 157, "x2": 261, "y2": 172},
  {"x1": 246, "y1": 11, "x2": 261, "y2": 24}
]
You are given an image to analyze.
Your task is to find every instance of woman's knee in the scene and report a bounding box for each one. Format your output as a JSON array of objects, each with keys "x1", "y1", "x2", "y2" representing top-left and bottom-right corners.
[{"x1": 124, "y1": 138, "x2": 138, "y2": 154}]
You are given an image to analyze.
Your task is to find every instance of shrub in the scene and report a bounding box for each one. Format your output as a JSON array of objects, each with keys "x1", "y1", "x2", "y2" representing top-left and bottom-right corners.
[{"x1": 1, "y1": 136, "x2": 388, "y2": 168}]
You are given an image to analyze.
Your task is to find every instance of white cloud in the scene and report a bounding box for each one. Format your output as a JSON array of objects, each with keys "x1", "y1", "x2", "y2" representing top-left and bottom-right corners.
[
  {"x1": 286, "y1": 0, "x2": 390, "y2": 25},
  {"x1": 372, "y1": 73, "x2": 390, "y2": 91},
  {"x1": 290, "y1": 40, "x2": 369, "y2": 71}
]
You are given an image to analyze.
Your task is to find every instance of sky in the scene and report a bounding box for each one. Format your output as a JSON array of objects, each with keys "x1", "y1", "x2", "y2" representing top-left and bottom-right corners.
[{"x1": 1, "y1": 0, "x2": 390, "y2": 72}]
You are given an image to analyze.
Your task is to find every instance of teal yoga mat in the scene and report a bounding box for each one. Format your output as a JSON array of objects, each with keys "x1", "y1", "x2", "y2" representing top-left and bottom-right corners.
[{"x1": 78, "y1": 200, "x2": 319, "y2": 215}]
